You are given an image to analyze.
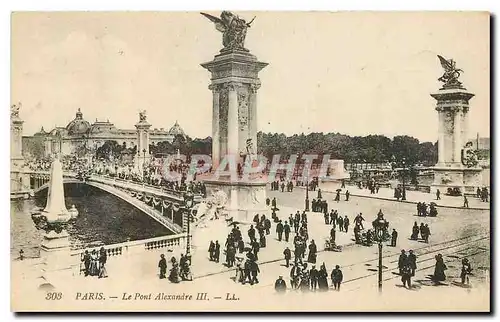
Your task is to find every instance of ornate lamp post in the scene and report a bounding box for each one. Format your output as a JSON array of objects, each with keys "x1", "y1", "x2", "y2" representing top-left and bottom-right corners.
[
  {"x1": 305, "y1": 162, "x2": 310, "y2": 212},
  {"x1": 183, "y1": 191, "x2": 195, "y2": 258},
  {"x1": 372, "y1": 210, "x2": 389, "y2": 292},
  {"x1": 401, "y1": 157, "x2": 407, "y2": 201}
]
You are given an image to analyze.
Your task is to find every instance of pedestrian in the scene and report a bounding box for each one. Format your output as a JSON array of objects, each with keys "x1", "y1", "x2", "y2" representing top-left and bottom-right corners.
[
  {"x1": 460, "y1": 258, "x2": 473, "y2": 285},
  {"x1": 250, "y1": 260, "x2": 260, "y2": 285},
  {"x1": 463, "y1": 195, "x2": 469, "y2": 208},
  {"x1": 276, "y1": 220, "x2": 284, "y2": 241},
  {"x1": 401, "y1": 262, "x2": 412, "y2": 289},
  {"x1": 345, "y1": 190, "x2": 350, "y2": 201},
  {"x1": 408, "y1": 250, "x2": 417, "y2": 276},
  {"x1": 214, "y1": 241, "x2": 220, "y2": 263},
  {"x1": 309, "y1": 265, "x2": 318, "y2": 291},
  {"x1": 343, "y1": 215, "x2": 349, "y2": 233},
  {"x1": 272, "y1": 197, "x2": 277, "y2": 209},
  {"x1": 331, "y1": 265, "x2": 343, "y2": 291},
  {"x1": 274, "y1": 275, "x2": 287, "y2": 293},
  {"x1": 324, "y1": 211, "x2": 329, "y2": 225},
  {"x1": 436, "y1": 189, "x2": 441, "y2": 200},
  {"x1": 330, "y1": 226, "x2": 336, "y2": 244},
  {"x1": 208, "y1": 240, "x2": 215, "y2": 261},
  {"x1": 248, "y1": 225, "x2": 256, "y2": 243},
  {"x1": 391, "y1": 229, "x2": 398, "y2": 247},
  {"x1": 98, "y1": 247, "x2": 108, "y2": 279},
  {"x1": 82, "y1": 250, "x2": 91, "y2": 277},
  {"x1": 433, "y1": 253, "x2": 447, "y2": 283},
  {"x1": 284, "y1": 221, "x2": 291, "y2": 242},
  {"x1": 338, "y1": 216, "x2": 344, "y2": 232},
  {"x1": 335, "y1": 190, "x2": 340, "y2": 202},
  {"x1": 266, "y1": 197, "x2": 270, "y2": 206},
  {"x1": 283, "y1": 247, "x2": 291, "y2": 268},
  {"x1": 398, "y1": 250, "x2": 407, "y2": 275},
  {"x1": 158, "y1": 254, "x2": 167, "y2": 279},
  {"x1": 307, "y1": 240, "x2": 317, "y2": 264},
  {"x1": 411, "y1": 222, "x2": 419, "y2": 240},
  {"x1": 318, "y1": 263, "x2": 329, "y2": 291},
  {"x1": 423, "y1": 224, "x2": 431, "y2": 243}
]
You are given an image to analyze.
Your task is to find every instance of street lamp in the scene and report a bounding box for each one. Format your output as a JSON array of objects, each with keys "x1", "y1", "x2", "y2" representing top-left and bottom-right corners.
[
  {"x1": 305, "y1": 162, "x2": 310, "y2": 211},
  {"x1": 183, "y1": 191, "x2": 195, "y2": 258},
  {"x1": 372, "y1": 210, "x2": 389, "y2": 292},
  {"x1": 401, "y1": 158, "x2": 407, "y2": 201}
]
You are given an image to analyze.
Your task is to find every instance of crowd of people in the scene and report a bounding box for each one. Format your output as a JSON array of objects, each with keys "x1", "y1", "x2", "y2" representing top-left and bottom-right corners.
[
  {"x1": 410, "y1": 221, "x2": 431, "y2": 243},
  {"x1": 157, "y1": 253, "x2": 192, "y2": 282},
  {"x1": 81, "y1": 247, "x2": 108, "y2": 278}
]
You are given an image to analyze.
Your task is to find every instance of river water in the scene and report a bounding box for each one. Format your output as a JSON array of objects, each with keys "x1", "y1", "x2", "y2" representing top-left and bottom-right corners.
[{"x1": 10, "y1": 183, "x2": 173, "y2": 259}]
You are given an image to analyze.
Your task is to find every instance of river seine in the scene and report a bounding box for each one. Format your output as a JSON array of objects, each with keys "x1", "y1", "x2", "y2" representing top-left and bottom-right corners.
[{"x1": 10, "y1": 183, "x2": 173, "y2": 259}]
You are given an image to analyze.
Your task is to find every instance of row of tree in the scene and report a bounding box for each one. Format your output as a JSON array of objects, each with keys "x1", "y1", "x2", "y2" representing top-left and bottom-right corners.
[{"x1": 93, "y1": 132, "x2": 438, "y2": 166}]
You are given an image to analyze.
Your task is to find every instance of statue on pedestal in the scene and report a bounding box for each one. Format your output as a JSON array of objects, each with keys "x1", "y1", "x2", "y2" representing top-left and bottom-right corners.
[
  {"x1": 11, "y1": 102, "x2": 21, "y2": 119},
  {"x1": 139, "y1": 110, "x2": 147, "y2": 122},
  {"x1": 201, "y1": 11, "x2": 256, "y2": 51},
  {"x1": 437, "y1": 55, "x2": 464, "y2": 89}
]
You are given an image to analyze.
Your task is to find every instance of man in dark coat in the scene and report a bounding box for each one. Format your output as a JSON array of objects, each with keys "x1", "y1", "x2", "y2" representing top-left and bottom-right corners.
[
  {"x1": 82, "y1": 250, "x2": 91, "y2": 277},
  {"x1": 283, "y1": 247, "x2": 292, "y2": 268},
  {"x1": 208, "y1": 241, "x2": 215, "y2": 261},
  {"x1": 158, "y1": 254, "x2": 167, "y2": 279},
  {"x1": 276, "y1": 220, "x2": 284, "y2": 241},
  {"x1": 343, "y1": 215, "x2": 350, "y2": 233},
  {"x1": 301, "y1": 211, "x2": 308, "y2": 224},
  {"x1": 338, "y1": 216, "x2": 344, "y2": 232},
  {"x1": 391, "y1": 229, "x2": 398, "y2": 247},
  {"x1": 284, "y1": 221, "x2": 291, "y2": 242},
  {"x1": 323, "y1": 211, "x2": 329, "y2": 225},
  {"x1": 248, "y1": 225, "x2": 256, "y2": 243},
  {"x1": 264, "y1": 218, "x2": 271, "y2": 235},
  {"x1": 345, "y1": 190, "x2": 350, "y2": 201},
  {"x1": 266, "y1": 197, "x2": 270, "y2": 206},
  {"x1": 331, "y1": 265, "x2": 343, "y2": 291},
  {"x1": 274, "y1": 276, "x2": 287, "y2": 293},
  {"x1": 408, "y1": 250, "x2": 417, "y2": 276},
  {"x1": 329, "y1": 210, "x2": 336, "y2": 225},
  {"x1": 398, "y1": 250, "x2": 407, "y2": 275},
  {"x1": 272, "y1": 197, "x2": 277, "y2": 208},
  {"x1": 250, "y1": 261, "x2": 260, "y2": 285},
  {"x1": 401, "y1": 262, "x2": 412, "y2": 289},
  {"x1": 214, "y1": 241, "x2": 220, "y2": 263},
  {"x1": 309, "y1": 265, "x2": 319, "y2": 291}
]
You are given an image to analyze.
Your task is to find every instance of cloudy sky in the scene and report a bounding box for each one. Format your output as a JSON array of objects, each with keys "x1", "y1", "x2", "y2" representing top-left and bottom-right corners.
[{"x1": 11, "y1": 11, "x2": 489, "y2": 142}]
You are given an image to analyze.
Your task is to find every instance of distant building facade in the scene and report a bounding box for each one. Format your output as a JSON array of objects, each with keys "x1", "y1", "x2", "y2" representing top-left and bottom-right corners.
[{"x1": 22, "y1": 109, "x2": 186, "y2": 159}]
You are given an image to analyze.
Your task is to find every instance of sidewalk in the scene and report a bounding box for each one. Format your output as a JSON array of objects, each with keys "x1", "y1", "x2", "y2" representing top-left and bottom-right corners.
[{"x1": 298, "y1": 185, "x2": 489, "y2": 210}]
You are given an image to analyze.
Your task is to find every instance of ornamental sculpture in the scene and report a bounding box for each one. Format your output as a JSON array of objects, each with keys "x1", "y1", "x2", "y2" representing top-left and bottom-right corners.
[
  {"x1": 437, "y1": 55, "x2": 464, "y2": 89},
  {"x1": 139, "y1": 110, "x2": 147, "y2": 122},
  {"x1": 11, "y1": 102, "x2": 21, "y2": 119},
  {"x1": 462, "y1": 141, "x2": 479, "y2": 168},
  {"x1": 201, "y1": 11, "x2": 256, "y2": 51}
]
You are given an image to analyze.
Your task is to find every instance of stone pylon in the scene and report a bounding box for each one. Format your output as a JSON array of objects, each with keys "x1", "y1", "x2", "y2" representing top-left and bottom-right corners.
[{"x1": 39, "y1": 156, "x2": 74, "y2": 284}]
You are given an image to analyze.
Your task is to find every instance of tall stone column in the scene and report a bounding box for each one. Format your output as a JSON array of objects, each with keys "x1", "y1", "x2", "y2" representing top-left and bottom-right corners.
[
  {"x1": 453, "y1": 108, "x2": 462, "y2": 165},
  {"x1": 210, "y1": 84, "x2": 221, "y2": 169},
  {"x1": 135, "y1": 111, "x2": 151, "y2": 174},
  {"x1": 248, "y1": 84, "x2": 260, "y2": 151},
  {"x1": 10, "y1": 103, "x2": 24, "y2": 170},
  {"x1": 437, "y1": 110, "x2": 445, "y2": 165},
  {"x1": 227, "y1": 83, "x2": 240, "y2": 159}
]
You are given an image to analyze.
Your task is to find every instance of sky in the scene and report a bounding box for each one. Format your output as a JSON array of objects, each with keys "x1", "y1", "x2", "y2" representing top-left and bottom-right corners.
[{"x1": 11, "y1": 11, "x2": 490, "y2": 142}]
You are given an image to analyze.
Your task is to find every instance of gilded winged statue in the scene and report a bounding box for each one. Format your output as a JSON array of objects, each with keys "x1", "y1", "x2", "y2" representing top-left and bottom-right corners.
[
  {"x1": 201, "y1": 11, "x2": 256, "y2": 50},
  {"x1": 139, "y1": 110, "x2": 147, "y2": 121},
  {"x1": 11, "y1": 102, "x2": 21, "y2": 119},
  {"x1": 437, "y1": 55, "x2": 464, "y2": 88}
]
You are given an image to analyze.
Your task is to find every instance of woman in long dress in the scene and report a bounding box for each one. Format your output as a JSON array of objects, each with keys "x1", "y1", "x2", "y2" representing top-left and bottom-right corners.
[
  {"x1": 318, "y1": 263, "x2": 329, "y2": 291},
  {"x1": 89, "y1": 250, "x2": 99, "y2": 276},
  {"x1": 433, "y1": 254, "x2": 447, "y2": 282},
  {"x1": 98, "y1": 247, "x2": 108, "y2": 278}
]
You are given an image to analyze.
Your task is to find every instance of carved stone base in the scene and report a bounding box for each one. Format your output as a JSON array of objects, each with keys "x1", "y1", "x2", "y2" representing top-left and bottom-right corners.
[
  {"x1": 202, "y1": 178, "x2": 268, "y2": 223},
  {"x1": 430, "y1": 166, "x2": 483, "y2": 195},
  {"x1": 39, "y1": 230, "x2": 74, "y2": 283}
]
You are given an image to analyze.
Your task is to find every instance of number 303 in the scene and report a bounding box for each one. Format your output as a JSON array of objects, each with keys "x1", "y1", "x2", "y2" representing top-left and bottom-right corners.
[{"x1": 45, "y1": 292, "x2": 63, "y2": 300}]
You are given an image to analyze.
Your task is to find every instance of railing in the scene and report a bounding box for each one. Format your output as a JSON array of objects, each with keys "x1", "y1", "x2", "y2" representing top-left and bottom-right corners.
[
  {"x1": 70, "y1": 233, "x2": 187, "y2": 275},
  {"x1": 89, "y1": 181, "x2": 184, "y2": 234}
]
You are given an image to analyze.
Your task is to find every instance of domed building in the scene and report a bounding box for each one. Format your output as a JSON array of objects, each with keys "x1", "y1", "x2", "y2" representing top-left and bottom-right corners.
[
  {"x1": 22, "y1": 109, "x2": 184, "y2": 158},
  {"x1": 168, "y1": 120, "x2": 186, "y2": 138}
]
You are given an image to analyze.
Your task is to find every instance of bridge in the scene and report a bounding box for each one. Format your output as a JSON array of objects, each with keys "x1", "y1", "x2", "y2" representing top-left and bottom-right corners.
[{"x1": 25, "y1": 170, "x2": 202, "y2": 235}]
